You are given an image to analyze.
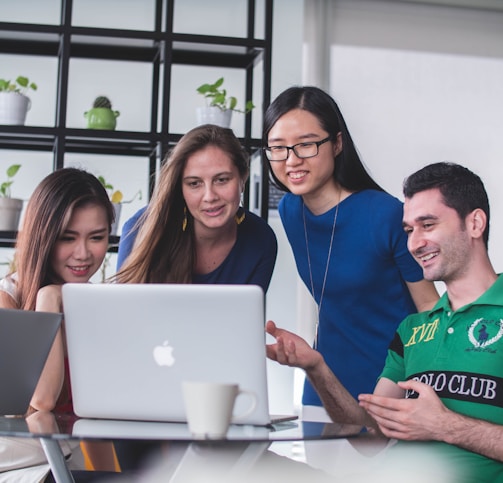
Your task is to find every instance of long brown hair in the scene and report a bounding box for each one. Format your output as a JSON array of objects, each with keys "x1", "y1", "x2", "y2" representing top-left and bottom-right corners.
[
  {"x1": 13, "y1": 168, "x2": 115, "y2": 310},
  {"x1": 114, "y1": 124, "x2": 249, "y2": 284}
]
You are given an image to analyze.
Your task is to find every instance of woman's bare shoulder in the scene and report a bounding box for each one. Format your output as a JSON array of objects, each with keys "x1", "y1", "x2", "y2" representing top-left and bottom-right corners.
[{"x1": 0, "y1": 289, "x2": 18, "y2": 309}]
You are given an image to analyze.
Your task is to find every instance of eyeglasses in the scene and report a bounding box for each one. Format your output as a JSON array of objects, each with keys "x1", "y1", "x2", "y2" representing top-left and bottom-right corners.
[{"x1": 263, "y1": 136, "x2": 331, "y2": 162}]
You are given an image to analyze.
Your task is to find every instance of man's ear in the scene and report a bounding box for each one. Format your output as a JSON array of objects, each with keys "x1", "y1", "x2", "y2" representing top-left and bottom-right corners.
[{"x1": 467, "y1": 208, "x2": 487, "y2": 239}]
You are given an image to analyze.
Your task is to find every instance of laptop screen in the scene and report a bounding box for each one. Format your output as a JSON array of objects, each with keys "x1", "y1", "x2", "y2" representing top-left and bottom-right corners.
[
  {"x1": 0, "y1": 308, "x2": 61, "y2": 416},
  {"x1": 62, "y1": 283, "x2": 270, "y2": 424}
]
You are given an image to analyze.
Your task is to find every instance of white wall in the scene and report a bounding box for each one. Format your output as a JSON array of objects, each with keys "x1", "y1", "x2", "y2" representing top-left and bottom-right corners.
[{"x1": 325, "y1": 0, "x2": 503, "y2": 271}]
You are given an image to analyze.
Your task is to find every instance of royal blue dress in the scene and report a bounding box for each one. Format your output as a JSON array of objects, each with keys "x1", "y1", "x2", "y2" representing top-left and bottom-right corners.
[{"x1": 279, "y1": 189, "x2": 423, "y2": 403}]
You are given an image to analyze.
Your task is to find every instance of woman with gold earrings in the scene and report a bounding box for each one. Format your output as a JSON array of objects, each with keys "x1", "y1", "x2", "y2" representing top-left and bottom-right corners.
[{"x1": 115, "y1": 124, "x2": 277, "y2": 293}]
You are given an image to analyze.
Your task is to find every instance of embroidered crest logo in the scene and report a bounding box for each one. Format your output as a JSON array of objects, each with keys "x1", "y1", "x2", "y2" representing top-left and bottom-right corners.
[{"x1": 467, "y1": 318, "x2": 503, "y2": 349}]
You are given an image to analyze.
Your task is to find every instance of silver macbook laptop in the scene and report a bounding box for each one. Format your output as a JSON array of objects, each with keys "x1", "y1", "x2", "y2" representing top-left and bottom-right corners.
[
  {"x1": 0, "y1": 308, "x2": 62, "y2": 416},
  {"x1": 62, "y1": 283, "x2": 279, "y2": 425}
]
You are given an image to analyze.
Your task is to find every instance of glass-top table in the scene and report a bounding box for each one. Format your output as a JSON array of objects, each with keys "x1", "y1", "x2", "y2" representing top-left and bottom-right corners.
[
  {"x1": 0, "y1": 412, "x2": 365, "y2": 441},
  {"x1": 0, "y1": 412, "x2": 378, "y2": 482}
]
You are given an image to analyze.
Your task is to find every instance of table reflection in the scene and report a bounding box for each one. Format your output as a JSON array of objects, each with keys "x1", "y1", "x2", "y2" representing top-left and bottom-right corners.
[
  {"x1": 70, "y1": 417, "x2": 365, "y2": 443},
  {"x1": 0, "y1": 413, "x2": 365, "y2": 443}
]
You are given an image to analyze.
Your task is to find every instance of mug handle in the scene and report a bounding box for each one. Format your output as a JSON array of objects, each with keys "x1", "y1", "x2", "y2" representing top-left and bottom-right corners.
[{"x1": 232, "y1": 390, "x2": 257, "y2": 422}]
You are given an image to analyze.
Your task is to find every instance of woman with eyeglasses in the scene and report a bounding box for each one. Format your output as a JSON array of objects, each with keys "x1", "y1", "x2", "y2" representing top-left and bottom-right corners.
[{"x1": 263, "y1": 86, "x2": 439, "y2": 422}]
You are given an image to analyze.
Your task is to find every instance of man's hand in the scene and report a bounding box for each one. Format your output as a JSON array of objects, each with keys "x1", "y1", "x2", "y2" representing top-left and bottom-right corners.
[
  {"x1": 265, "y1": 320, "x2": 322, "y2": 371},
  {"x1": 358, "y1": 379, "x2": 450, "y2": 441},
  {"x1": 266, "y1": 321, "x2": 374, "y2": 427}
]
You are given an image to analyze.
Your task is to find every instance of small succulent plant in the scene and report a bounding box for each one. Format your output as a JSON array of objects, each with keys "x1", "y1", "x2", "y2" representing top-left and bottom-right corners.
[{"x1": 93, "y1": 96, "x2": 112, "y2": 109}]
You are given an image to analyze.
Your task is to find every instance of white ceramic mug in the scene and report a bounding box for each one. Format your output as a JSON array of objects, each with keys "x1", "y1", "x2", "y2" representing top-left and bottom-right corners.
[{"x1": 182, "y1": 381, "x2": 257, "y2": 439}]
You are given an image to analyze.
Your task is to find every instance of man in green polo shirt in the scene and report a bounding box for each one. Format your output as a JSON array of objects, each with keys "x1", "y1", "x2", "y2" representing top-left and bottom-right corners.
[{"x1": 266, "y1": 162, "x2": 503, "y2": 482}]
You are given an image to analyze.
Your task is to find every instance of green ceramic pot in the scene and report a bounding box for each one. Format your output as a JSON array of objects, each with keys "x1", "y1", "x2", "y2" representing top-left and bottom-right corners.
[{"x1": 84, "y1": 107, "x2": 120, "y2": 130}]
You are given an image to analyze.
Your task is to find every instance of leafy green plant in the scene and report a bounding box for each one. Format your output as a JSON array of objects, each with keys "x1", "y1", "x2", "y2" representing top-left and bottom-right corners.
[
  {"x1": 197, "y1": 77, "x2": 254, "y2": 114},
  {"x1": 0, "y1": 76, "x2": 37, "y2": 95},
  {"x1": 0, "y1": 164, "x2": 21, "y2": 197},
  {"x1": 98, "y1": 175, "x2": 123, "y2": 203},
  {"x1": 0, "y1": 256, "x2": 16, "y2": 273},
  {"x1": 98, "y1": 175, "x2": 142, "y2": 204}
]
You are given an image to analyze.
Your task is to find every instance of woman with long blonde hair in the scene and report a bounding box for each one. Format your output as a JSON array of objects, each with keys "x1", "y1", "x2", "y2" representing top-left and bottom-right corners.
[{"x1": 116, "y1": 124, "x2": 277, "y2": 292}]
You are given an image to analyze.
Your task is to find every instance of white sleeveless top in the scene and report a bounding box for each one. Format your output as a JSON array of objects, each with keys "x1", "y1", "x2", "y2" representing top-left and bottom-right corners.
[{"x1": 0, "y1": 272, "x2": 19, "y2": 304}]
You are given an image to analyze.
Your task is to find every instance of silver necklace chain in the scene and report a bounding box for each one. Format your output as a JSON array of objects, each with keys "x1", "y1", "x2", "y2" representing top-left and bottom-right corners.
[{"x1": 302, "y1": 200, "x2": 339, "y2": 350}]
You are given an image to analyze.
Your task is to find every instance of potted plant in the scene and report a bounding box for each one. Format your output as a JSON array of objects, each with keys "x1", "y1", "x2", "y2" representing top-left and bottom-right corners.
[
  {"x1": 0, "y1": 256, "x2": 15, "y2": 277},
  {"x1": 0, "y1": 164, "x2": 24, "y2": 231},
  {"x1": 84, "y1": 96, "x2": 120, "y2": 130},
  {"x1": 196, "y1": 77, "x2": 254, "y2": 128},
  {"x1": 0, "y1": 76, "x2": 37, "y2": 126},
  {"x1": 98, "y1": 175, "x2": 142, "y2": 235}
]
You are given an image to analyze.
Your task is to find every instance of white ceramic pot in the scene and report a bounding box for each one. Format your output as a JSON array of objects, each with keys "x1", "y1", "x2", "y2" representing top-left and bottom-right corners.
[
  {"x1": 111, "y1": 203, "x2": 122, "y2": 236},
  {"x1": 196, "y1": 106, "x2": 232, "y2": 128},
  {"x1": 0, "y1": 92, "x2": 31, "y2": 126},
  {"x1": 0, "y1": 197, "x2": 24, "y2": 231}
]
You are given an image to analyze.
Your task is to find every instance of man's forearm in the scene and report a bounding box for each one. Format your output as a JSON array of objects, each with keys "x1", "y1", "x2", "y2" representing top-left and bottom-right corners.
[
  {"x1": 306, "y1": 362, "x2": 375, "y2": 427},
  {"x1": 441, "y1": 410, "x2": 503, "y2": 462}
]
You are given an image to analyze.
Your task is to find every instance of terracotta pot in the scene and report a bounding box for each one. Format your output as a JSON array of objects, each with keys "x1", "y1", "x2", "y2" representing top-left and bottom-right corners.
[
  {"x1": 0, "y1": 92, "x2": 31, "y2": 126},
  {"x1": 0, "y1": 197, "x2": 23, "y2": 231}
]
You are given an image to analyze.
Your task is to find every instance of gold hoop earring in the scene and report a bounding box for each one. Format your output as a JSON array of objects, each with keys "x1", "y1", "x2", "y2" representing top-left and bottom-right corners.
[
  {"x1": 235, "y1": 206, "x2": 246, "y2": 225},
  {"x1": 182, "y1": 206, "x2": 188, "y2": 232}
]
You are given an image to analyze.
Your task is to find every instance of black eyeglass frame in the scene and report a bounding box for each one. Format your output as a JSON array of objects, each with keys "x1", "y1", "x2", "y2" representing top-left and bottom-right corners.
[{"x1": 263, "y1": 136, "x2": 332, "y2": 162}]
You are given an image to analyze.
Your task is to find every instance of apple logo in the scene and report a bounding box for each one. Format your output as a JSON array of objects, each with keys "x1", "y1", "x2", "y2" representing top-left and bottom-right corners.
[{"x1": 153, "y1": 340, "x2": 175, "y2": 367}]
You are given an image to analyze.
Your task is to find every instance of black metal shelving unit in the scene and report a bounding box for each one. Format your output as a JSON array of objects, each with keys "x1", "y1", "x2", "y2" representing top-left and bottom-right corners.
[{"x1": 0, "y1": 0, "x2": 273, "y2": 249}]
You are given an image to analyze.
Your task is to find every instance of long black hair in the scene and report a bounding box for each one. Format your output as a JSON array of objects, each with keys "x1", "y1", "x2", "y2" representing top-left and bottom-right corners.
[{"x1": 263, "y1": 86, "x2": 384, "y2": 193}]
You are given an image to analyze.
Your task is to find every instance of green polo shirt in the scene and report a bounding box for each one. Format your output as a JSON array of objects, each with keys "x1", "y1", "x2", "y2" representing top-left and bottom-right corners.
[{"x1": 380, "y1": 274, "x2": 503, "y2": 482}]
